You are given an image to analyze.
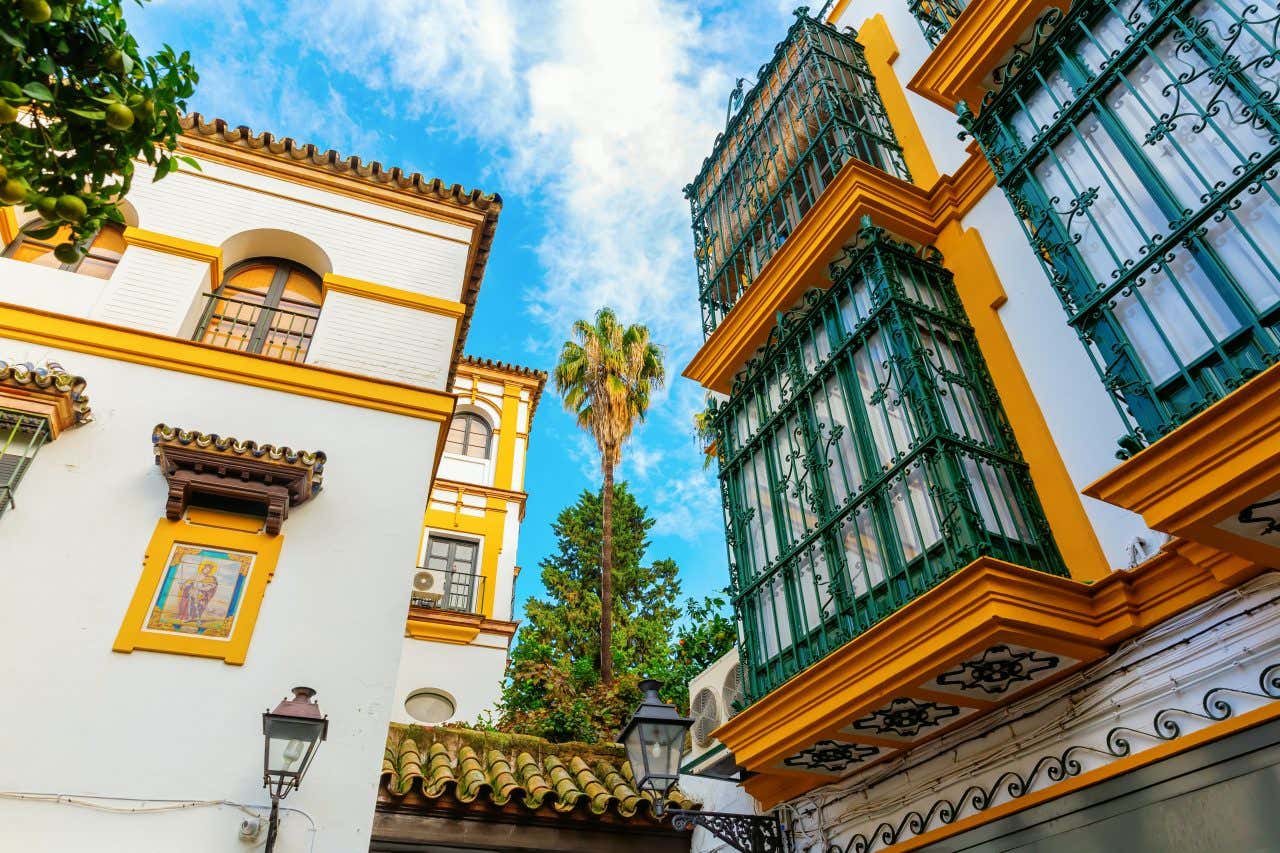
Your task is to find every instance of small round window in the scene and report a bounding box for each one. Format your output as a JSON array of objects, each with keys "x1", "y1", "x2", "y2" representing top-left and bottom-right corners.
[{"x1": 405, "y1": 689, "x2": 456, "y2": 724}]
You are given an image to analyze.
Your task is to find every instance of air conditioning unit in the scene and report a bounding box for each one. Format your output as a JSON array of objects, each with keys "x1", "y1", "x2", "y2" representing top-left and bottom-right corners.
[
  {"x1": 681, "y1": 647, "x2": 743, "y2": 780},
  {"x1": 410, "y1": 569, "x2": 444, "y2": 607}
]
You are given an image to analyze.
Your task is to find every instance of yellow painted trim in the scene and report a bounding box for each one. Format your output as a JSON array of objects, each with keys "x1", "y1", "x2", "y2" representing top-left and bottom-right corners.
[
  {"x1": 859, "y1": 15, "x2": 940, "y2": 188},
  {"x1": 112, "y1": 516, "x2": 284, "y2": 665},
  {"x1": 825, "y1": 0, "x2": 853, "y2": 24},
  {"x1": 492, "y1": 382, "x2": 522, "y2": 492},
  {"x1": 908, "y1": 0, "x2": 1066, "y2": 110},
  {"x1": 933, "y1": 223, "x2": 1107, "y2": 580},
  {"x1": 682, "y1": 150, "x2": 994, "y2": 394},
  {"x1": 1085, "y1": 360, "x2": 1280, "y2": 567},
  {"x1": 0, "y1": 302, "x2": 456, "y2": 422},
  {"x1": 405, "y1": 613, "x2": 482, "y2": 645},
  {"x1": 723, "y1": 546, "x2": 1267, "y2": 807},
  {"x1": 122, "y1": 226, "x2": 223, "y2": 284},
  {"x1": 889, "y1": 699, "x2": 1280, "y2": 851},
  {"x1": 0, "y1": 206, "x2": 18, "y2": 245},
  {"x1": 423, "y1": 500, "x2": 508, "y2": 620},
  {"x1": 322, "y1": 273, "x2": 466, "y2": 319},
  {"x1": 185, "y1": 506, "x2": 265, "y2": 533}
]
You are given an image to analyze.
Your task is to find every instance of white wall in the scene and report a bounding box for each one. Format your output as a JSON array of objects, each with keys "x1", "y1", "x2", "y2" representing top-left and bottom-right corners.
[
  {"x1": 390, "y1": 635, "x2": 509, "y2": 726},
  {"x1": 834, "y1": 1, "x2": 1154, "y2": 568},
  {"x1": 0, "y1": 342, "x2": 440, "y2": 853}
]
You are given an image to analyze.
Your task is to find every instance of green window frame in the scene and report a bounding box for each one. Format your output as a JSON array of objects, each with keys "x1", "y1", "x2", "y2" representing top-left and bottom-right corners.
[
  {"x1": 909, "y1": 0, "x2": 970, "y2": 47},
  {"x1": 962, "y1": 0, "x2": 1280, "y2": 453},
  {"x1": 711, "y1": 220, "x2": 1065, "y2": 704},
  {"x1": 686, "y1": 9, "x2": 910, "y2": 339},
  {"x1": 0, "y1": 409, "x2": 50, "y2": 518}
]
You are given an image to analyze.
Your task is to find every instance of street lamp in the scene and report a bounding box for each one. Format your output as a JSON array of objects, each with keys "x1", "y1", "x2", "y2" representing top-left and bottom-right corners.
[
  {"x1": 262, "y1": 686, "x2": 328, "y2": 852},
  {"x1": 617, "y1": 679, "x2": 785, "y2": 853}
]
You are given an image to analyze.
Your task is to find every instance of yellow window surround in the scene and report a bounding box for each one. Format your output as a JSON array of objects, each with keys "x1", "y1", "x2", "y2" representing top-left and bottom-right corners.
[
  {"x1": 419, "y1": 495, "x2": 509, "y2": 621},
  {"x1": 122, "y1": 227, "x2": 222, "y2": 283},
  {"x1": 321, "y1": 273, "x2": 467, "y2": 319},
  {"x1": 112, "y1": 513, "x2": 284, "y2": 665}
]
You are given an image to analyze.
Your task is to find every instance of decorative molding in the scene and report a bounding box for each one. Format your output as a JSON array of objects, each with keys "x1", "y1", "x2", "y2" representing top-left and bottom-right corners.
[
  {"x1": 783, "y1": 740, "x2": 880, "y2": 773},
  {"x1": 935, "y1": 645, "x2": 1060, "y2": 696},
  {"x1": 851, "y1": 698, "x2": 960, "y2": 739},
  {"x1": 321, "y1": 273, "x2": 466, "y2": 319},
  {"x1": 670, "y1": 809, "x2": 786, "y2": 853},
  {"x1": 826, "y1": 661, "x2": 1280, "y2": 853},
  {"x1": 152, "y1": 423, "x2": 325, "y2": 534},
  {"x1": 122, "y1": 227, "x2": 223, "y2": 283},
  {"x1": 0, "y1": 302, "x2": 457, "y2": 422},
  {"x1": 0, "y1": 360, "x2": 91, "y2": 437}
]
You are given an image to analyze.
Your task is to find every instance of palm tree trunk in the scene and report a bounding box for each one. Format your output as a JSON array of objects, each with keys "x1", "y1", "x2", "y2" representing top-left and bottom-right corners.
[{"x1": 600, "y1": 454, "x2": 615, "y2": 685}]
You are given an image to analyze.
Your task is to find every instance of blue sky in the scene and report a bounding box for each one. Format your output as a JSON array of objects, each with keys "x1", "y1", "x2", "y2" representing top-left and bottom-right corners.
[{"x1": 127, "y1": 0, "x2": 797, "y2": 616}]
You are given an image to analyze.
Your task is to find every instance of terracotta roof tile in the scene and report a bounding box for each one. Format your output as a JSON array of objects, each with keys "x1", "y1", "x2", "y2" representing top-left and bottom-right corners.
[
  {"x1": 0, "y1": 361, "x2": 92, "y2": 425},
  {"x1": 381, "y1": 724, "x2": 697, "y2": 823},
  {"x1": 459, "y1": 354, "x2": 549, "y2": 422}
]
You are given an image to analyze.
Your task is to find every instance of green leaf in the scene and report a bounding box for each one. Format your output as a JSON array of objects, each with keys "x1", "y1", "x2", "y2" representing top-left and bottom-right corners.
[
  {"x1": 67, "y1": 108, "x2": 107, "y2": 120},
  {"x1": 0, "y1": 31, "x2": 23, "y2": 49},
  {"x1": 23, "y1": 223, "x2": 62, "y2": 240},
  {"x1": 21, "y1": 83, "x2": 54, "y2": 102}
]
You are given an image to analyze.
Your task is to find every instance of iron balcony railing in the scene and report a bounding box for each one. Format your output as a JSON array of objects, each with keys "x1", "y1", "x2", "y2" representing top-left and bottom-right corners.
[
  {"x1": 710, "y1": 220, "x2": 1065, "y2": 703},
  {"x1": 686, "y1": 8, "x2": 910, "y2": 338},
  {"x1": 960, "y1": 0, "x2": 1280, "y2": 456},
  {"x1": 192, "y1": 292, "x2": 318, "y2": 362},
  {"x1": 909, "y1": 0, "x2": 968, "y2": 47},
  {"x1": 0, "y1": 410, "x2": 48, "y2": 518},
  {"x1": 409, "y1": 568, "x2": 486, "y2": 616}
]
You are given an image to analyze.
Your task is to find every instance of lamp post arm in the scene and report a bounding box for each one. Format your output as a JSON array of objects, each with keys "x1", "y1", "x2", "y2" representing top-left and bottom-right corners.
[{"x1": 668, "y1": 808, "x2": 787, "y2": 853}]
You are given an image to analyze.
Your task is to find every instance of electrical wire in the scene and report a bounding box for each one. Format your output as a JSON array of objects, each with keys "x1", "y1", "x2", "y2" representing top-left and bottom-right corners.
[{"x1": 0, "y1": 791, "x2": 318, "y2": 852}]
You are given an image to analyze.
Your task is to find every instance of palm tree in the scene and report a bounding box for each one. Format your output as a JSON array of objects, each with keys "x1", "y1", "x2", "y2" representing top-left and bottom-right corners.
[{"x1": 555, "y1": 307, "x2": 665, "y2": 685}]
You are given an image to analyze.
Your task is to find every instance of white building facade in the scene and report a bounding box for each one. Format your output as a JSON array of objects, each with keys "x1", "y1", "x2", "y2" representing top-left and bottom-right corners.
[{"x1": 0, "y1": 114, "x2": 508, "y2": 852}]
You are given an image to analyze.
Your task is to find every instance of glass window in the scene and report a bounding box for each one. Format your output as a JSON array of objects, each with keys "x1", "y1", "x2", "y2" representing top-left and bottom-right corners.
[
  {"x1": 3, "y1": 221, "x2": 126, "y2": 279},
  {"x1": 418, "y1": 535, "x2": 481, "y2": 613},
  {"x1": 969, "y1": 0, "x2": 1280, "y2": 446},
  {"x1": 445, "y1": 413, "x2": 492, "y2": 459},
  {"x1": 196, "y1": 258, "x2": 322, "y2": 362}
]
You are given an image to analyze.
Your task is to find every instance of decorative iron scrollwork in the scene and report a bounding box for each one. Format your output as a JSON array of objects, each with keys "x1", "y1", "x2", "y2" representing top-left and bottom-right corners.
[
  {"x1": 936, "y1": 645, "x2": 1061, "y2": 695},
  {"x1": 1236, "y1": 498, "x2": 1280, "y2": 537},
  {"x1": 783, "y1": 739, "x2": 880, "y2": 773},
  {"x1": 850, "y1": 697, "x2": 961, "y2": 738},
  {"x1": 670, "y1": 808, "x2": 786, "y2": 853}
]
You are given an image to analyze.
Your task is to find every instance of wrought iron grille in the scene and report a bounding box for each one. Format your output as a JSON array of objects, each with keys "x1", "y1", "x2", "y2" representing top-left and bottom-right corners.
[
  {"x1": 960, "y1": 0, "x2": 1280, "y2": 454},
  {"x1": 0, "y1": 409, "x2": 49, "y2": 518},
  {"x1": 909, "y1": 0, "x2": 969, "y2": 47},
  {"x1": 686, "y1": 8, "x2": 910, "y2": 339},
  {"x1": 710, "y1": 220, "x2": 1065, "y2": 703},
  {"x1": 193, "y1": 292, "x2": 318, "y2": 362},
  {"x1": 410, "y1": 568, "x2": 486, "y2": 615}
]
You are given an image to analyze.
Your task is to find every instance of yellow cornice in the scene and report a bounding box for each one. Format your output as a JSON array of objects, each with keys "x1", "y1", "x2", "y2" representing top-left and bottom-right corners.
[
  {"x1": 683, "y1": 151, "x2": 995, "y2": 393},
  {"x1": 123, "y1": 226, "x2": 223, "y2": 283},
  {"x1": 1085, "y1": 361, "x2": 1280, "y2": 566},
  {"x1": 431, "y1": 478, "x2": 527, "y2": 507},
  {"x1": 321, "y1": 273, "x2": 466, "y2": 319},
  {"x1": 0, "y1": 302, "x2": 456, "y2": 422},
  {"x1": 1, "y1": 206, "x2": 18, "y2": 245},
  {"x1": 723, "y1": 546, "x2": 1266, "y2": 807},
  {"x1": 825, "y1": 0, "x2": 853, "y2": 24},
  {"x1": 908, "y1": 0, "x2": 1066, "y2": 111}
]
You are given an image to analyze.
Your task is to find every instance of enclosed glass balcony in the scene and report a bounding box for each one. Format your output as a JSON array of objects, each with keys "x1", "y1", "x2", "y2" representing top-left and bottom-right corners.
[
  {"x1": 963, "y1": 0, "x2": 1280, "y2": 454},
  {"x1": 909, "y1": 0, "x2": 969, "y2": 47},
  {"x1": 709, "y1": 220, "x2": 1065, "y2": 703},
  {"x1": 686, "y1": 9, "x2": 910, "y2": 338}
]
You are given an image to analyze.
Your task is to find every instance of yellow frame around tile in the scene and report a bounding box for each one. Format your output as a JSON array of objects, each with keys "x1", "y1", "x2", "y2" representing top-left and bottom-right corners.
[{"x1": 112, "y1": 515, "x2": 284, "y2": 665}]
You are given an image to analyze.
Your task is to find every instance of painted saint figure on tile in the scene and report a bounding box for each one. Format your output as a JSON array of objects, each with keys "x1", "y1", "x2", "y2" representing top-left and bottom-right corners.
[{"x1": 144, "y1": 544, "x2": 254, "y2": 639}]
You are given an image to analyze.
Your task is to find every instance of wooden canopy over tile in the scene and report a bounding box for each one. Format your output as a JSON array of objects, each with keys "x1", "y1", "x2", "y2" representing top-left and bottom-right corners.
[
  {"x1": 151, "y1": 423, "x2": 325, "y2": 534},
  {"x1": 0, "y1": 360, "x2": 92, "y2": 438}
]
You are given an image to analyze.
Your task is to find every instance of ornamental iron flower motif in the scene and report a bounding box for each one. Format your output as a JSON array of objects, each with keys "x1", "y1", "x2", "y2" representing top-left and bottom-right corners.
[
  {"x1": 851, "y1": 698, "x2": 960, "y2": 738},
  {"x1": 936, "y1": 645, "x2": 1061, "y2": 696},
  {"x1": 782, "y1": 740, "x2": 879, "y2": 773}
]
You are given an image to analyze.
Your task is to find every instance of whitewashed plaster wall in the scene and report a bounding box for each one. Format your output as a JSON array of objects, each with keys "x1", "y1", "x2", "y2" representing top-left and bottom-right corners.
[
  {"x1": 834, "y1": 1, "x2": 1155, "y2": 568},
  {"x1": 0, "y1": 343, "x2": 440, "y2": 853},
  {"x1": 390, "y1": 635, "x2": 510, "y2": 726}
]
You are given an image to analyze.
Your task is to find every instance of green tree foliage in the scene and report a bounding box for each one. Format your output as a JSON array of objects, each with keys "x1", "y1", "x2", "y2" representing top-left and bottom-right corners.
[
  {"x1": 1, "y1": 0, "x2": 198, "y2": 261},
  {"x1": 496, "y1": 484, "x2": 735, "y2": 743}
]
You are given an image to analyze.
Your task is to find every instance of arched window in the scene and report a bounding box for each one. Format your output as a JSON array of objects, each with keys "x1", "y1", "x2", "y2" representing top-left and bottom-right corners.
[
  {"x1": 445, "y1": 412, "x2": 492, "y2": 459},
  {"x1": 195, "y1": 258, "x2": 322, "y2": 362},
  {"x1": 2, "y1": 221, "x2": 126, "y2": 279}
]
